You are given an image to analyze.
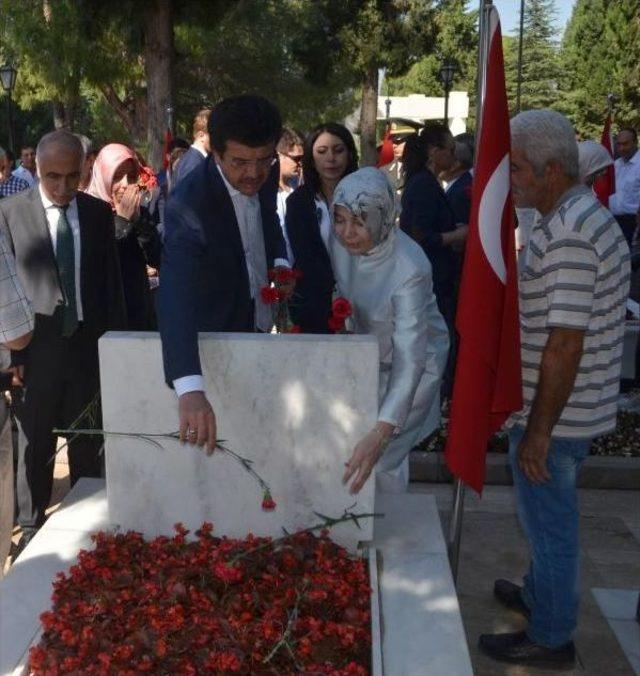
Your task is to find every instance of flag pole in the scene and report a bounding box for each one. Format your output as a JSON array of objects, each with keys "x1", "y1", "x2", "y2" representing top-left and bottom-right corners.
[{"x1": 446, "y1": 0, "x2": 494, "y2": 584}]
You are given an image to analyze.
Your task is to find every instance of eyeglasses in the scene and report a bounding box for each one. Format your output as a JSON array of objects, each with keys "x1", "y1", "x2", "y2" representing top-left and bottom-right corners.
[
  {"x1": 280, "y1": 152, "x2": 304, "y2": 165},
  {"x1": 227, "y1": 156, "x2": 276, "y2": 171}
]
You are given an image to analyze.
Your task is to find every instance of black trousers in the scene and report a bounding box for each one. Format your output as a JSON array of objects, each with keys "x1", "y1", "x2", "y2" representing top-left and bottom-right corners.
[
  {"x1": 614, "y1": 214, "x2": 637, "y2": 248},
  {"x1": 13, "y1": 323, "x2": 103, "y2": 531}
]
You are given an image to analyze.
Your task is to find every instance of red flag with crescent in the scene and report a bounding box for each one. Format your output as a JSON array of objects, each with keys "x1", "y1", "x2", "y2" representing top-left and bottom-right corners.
[
  {"x1": 593, "y1": 114, "x2": 615, "y2": 208},
  {"x1": 444, "y1": 6, "x2": 522, "y2": 493}
]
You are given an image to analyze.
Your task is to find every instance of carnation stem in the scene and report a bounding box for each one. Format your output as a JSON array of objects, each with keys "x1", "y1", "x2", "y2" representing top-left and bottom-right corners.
[
  {"x1": 229, "y1": 507, "x2": 383, "y2": 565},
  {"x1": 50, "y1": 428, "x2": 274, "y2": 503}
]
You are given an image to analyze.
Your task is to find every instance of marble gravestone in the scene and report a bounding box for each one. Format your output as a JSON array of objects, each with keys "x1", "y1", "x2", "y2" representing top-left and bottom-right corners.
[{"x1": 99, "y1": 332, "x2": 379, "y2": 552}]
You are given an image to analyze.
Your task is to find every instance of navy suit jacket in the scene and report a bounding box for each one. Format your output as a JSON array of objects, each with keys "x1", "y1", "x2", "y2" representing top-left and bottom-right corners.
[
  {"x1": 285, "y1": 184, "x2": 334, "y2": 333},
  {"x1": 157, "y1": 157, "x2": 287, "y2": 383},
  {"x1": 445, "y1": 170, "x2": 472, "y2": 226},
  {"x1": 172, "y1": 146, "x2": 206, "y2": 187},
  {"x1": 400, "y1": 169, "x2": 457, "y2": 308}
]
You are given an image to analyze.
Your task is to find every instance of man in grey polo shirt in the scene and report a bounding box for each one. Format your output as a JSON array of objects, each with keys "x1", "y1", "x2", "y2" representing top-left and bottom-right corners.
[{"x1": 479, "y1": 110, "x2": 630, "y2": 669}]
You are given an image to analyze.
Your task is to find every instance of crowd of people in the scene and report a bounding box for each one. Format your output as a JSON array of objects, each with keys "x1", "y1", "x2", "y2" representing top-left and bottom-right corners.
[{"x1": 0, "y1": 92, "x2": 636, "y2": 670}]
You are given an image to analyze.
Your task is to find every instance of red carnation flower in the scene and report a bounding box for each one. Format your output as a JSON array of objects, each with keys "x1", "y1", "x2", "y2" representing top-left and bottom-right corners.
[
  {"x1": 332, "y1": 297, "x2": 352, "y2": 320},
  {"x1": 328, "y1": 315, "x2": 345, "y2": 333},
  {"x1": 274, "y1": 268, "x2": 295, "y2": 284},
  {"x1": 260, "y1": 286, "x2": 280, "y2": 304},
  {"x1": 261, "y1": 491, "x2": 277, "y2": 511}
]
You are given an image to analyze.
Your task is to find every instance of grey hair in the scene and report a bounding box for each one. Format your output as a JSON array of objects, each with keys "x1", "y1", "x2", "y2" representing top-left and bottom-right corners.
[
  {"x1": 75, "y1": 133, "x2": 94, "y2": 157},
  {"x1": 510, "y1": 109, "x2": 579, "y2": 179},
  {"x1": 36, "y1": 130, "x2": 84, "y2": 162},
  {"x1": 454, "y1": 135, "x2": 474, "y2": 169}
]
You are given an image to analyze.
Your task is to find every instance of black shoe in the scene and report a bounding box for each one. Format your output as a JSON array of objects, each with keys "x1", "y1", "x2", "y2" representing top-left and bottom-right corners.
[
  {"x1": 479, "y1": 630, "x2": 576, "y2": 670},
  {"x1": 494, "y1": 578, "x2": 531, "y2": 619},
  {"x1": 12, "y1": 529, "x2": 37, "y2": 562}
]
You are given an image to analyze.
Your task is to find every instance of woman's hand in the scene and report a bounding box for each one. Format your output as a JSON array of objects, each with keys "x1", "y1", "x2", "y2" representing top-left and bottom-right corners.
[
  {"x1": 342, "y1": 422, "x2": 394, "y2": 494},
  {"x1": 114, "y1": 184, "x2": 141, "y2": 221}
]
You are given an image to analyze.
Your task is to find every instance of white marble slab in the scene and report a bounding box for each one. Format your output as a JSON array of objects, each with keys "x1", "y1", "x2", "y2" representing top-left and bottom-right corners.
[
  {"x1": 374, "y1": 491, "x2": 447, "y2": 555},
  {"x1": 1, "y1": 482, "x2": 473, "y2": 676},
  {"x1": 99, "y1": 332, "x2": 378, "y2": 552},
  {"x1": 593, "y1": 588, "x2": 640, "y2": 675}
]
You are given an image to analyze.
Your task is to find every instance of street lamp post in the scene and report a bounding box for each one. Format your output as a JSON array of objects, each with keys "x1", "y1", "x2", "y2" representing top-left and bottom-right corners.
[
  {"x1": 438, "y1": 58, "x2": 458, "y2": 128},
  {"x1": 0, "y1": 64, "x2": 18, "y2": 153}
]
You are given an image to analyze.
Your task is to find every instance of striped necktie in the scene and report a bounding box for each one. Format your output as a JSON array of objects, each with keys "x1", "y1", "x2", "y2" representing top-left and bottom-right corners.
[{"x1": 55, "y1": 205, "x2": 78, "y2": 337}]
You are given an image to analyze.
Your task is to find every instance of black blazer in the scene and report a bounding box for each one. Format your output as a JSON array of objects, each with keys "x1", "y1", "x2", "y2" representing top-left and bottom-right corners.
[
  {"x1": 172, "y1": 146, "x2": 206, "y2": 187},
  {"x1": 400, "y1": 169, "x2": 457, "y2": 306},
  {"x1": 0, "y1": 187, "x2": 127, "y2": 360},
  {"x1": 285, "y1": 184, "x2": 334, "y2": 333},
  {"x1": 445, "y1": 170, "x2": 472, "y2": 226},
  {"x1": 114, "y1": 205, "x2": 162, "y2": 330},
  {"x1": 157, "y1": 157, "x2": 288, "y2": 383}
]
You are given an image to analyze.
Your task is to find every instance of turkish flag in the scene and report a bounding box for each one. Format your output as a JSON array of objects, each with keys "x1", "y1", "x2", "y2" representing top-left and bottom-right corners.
[
  {"x1": 593, "y1": 114, "x2": 615, "y2": 208},
  {"x1": 444, "y1": 7, "x2": 522, "y2": 493},
  {"x1": 377, "y1": 125, "x2": 394, "y2": 168}
]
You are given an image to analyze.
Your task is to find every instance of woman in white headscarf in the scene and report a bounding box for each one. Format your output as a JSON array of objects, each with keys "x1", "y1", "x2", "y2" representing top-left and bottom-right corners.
[
  {"x1": 330, "y1": 167, "x2": 449, "y2": 493},
  {"x1": 577, "y1": 139, "x2": 613, "y2": 188}
]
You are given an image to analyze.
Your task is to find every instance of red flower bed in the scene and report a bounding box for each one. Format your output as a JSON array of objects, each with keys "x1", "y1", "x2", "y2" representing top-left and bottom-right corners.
[{"x1": 29, "y1": 523, "x2": 372, "y2": 675}]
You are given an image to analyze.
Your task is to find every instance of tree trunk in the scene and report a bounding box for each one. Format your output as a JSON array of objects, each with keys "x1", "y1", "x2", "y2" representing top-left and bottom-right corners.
[
  {"x1": 359, "y1": 65, "x2": 379, "y2": 167},
  {"x1": 52, "y1": 101, "x2": 70, "y2": 129},
  {"x1": 144, "y1": 0, "x2": 174, "y2": 170}
]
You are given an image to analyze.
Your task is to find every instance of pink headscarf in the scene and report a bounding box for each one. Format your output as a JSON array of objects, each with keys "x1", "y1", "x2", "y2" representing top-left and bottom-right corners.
[{"x1": 87, "y1": 143, "x2": 139, "y2": 207}]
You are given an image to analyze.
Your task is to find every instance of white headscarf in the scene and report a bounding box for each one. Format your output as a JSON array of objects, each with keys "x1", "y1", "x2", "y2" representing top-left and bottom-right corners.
[
  {"x1": 578, "y1": 140, "x2": 613, "y2": 183},
  {"x1": 332, "y1": 167, "x2": 397, "y2": 247}
]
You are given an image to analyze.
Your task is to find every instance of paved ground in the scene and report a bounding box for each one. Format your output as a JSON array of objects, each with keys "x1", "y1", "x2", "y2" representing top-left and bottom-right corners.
[
  {"x1": 413, "y1": 483, "x2": 640, "y2": 675},
  {"x1": 7, "y1": 454, "x2": 640, "y2": 675}
]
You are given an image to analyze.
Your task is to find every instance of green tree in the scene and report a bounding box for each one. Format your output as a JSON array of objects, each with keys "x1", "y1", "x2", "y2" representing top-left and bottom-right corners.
[
  {"x1": 388, "y1": 0, "x2": 478, "y2": 127},
  {"x1": 337, "y1": 0, "x2": 438, "y2": 165},
  {"x1": 559, "y1": 0, "x2": 640, "y2": 137},
  {"x1": 504, "y1": 0, "x2": 561, "y2": 115}
]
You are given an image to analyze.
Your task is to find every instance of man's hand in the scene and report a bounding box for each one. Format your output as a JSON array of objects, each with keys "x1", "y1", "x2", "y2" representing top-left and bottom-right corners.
[
  {"x1": 517, "y1": 431, "x2": 551, "y2": 484},
  {"x1": 178, "y1": 391, "x2": 217, "y2": 455},
  {"x1": 8, "y1": 365, "x2": 24, "y2": 387},
  {"x1": 274, "y1": 266, "x2": 296, "y2": 301}
]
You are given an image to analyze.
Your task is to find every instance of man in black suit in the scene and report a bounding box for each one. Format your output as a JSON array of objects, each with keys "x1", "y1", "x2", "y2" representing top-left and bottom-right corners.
[
  {"x1": 157, "y1": 95, "x2": 292, "y2": 453},
  {"x1": 0, "y1": 130, "x2": 126, "y2": 551},
  {"x1": 171, "y1": 108, "x2": 211, "y2": 187},
  {"x1": 444, "y1": 133, "x2": 475, "y2": 229}
]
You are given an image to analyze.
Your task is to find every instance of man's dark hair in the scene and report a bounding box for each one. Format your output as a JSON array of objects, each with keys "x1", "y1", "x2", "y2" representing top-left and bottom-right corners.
[
  {"x1": 618, "y1": 127, "x2": 638, "y2": 143},
  {"x1": 301, "y1": 122, "x2": 359, "y2": 195},
  {"x1": 401, "y1": 133, "x2": 427, "y2": 179},
  {"x1": 208, "y1": 95, "x2": 282, "y2": 155},
  {"x1": 169, "y1": 137, "x2": 190, "y2": 153},
  {"x1": 277, "y1": 127, "x2": 304, "y2": 154},
  {"x1": 420, "y1": 123, "x2": 453, "y2": 152}
]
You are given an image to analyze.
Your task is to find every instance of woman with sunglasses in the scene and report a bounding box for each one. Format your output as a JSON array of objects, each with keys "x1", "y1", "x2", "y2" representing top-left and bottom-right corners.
[{"x1": 285, "y1": 122, "x2": 358, "y2": 332}]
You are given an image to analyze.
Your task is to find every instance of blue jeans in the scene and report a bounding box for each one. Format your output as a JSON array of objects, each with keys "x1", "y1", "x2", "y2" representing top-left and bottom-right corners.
[{"x1": 508, "y1": 426, "x2": 591, "y2": 648}]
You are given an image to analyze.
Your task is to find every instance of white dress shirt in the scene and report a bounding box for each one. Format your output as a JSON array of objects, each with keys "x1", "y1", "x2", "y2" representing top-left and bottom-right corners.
[
  {"x1": 12, "y1": 165, "x2": 37, "y2": 187},
  {"x1": 610, "y1": 150, "x2": 640, "y2": 215},
  {"x1": 277, "y1": 187, "x2": 294, "y2": 264},
  {"x1": 314, "y1": 198, "x2": 332, "y2": 250},
  {"x1": 39, "y1": 185, "x2": 83, "y2": 320},
  {"x1": 173, "y1": 165, "x2": 289, "y2": 397},
  {"x1": 191, "y1": 143, "x2": 208, "y2": 158}
]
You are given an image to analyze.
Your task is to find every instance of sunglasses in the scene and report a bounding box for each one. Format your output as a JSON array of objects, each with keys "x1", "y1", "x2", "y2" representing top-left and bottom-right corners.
[{"x1": 281, "y1": 152, "x2": 304, "y2": 164}]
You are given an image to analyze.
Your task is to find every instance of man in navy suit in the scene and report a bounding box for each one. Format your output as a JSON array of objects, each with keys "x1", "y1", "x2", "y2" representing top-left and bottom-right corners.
[
  {"x1": 157, "y1": 95, "x2": 292, "y2": 452},
  {"x1": 171, "y1": 108, "x2": 211, "y2": 187},
  {"x1": 444, "y1": 133, "x2": 474, "y2": 229}
]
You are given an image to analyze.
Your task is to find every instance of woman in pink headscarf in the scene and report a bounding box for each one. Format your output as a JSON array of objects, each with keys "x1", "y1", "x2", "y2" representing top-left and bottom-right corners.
[{"x1": 88, "y1": 143, "x2": 162, "y2": 329}]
